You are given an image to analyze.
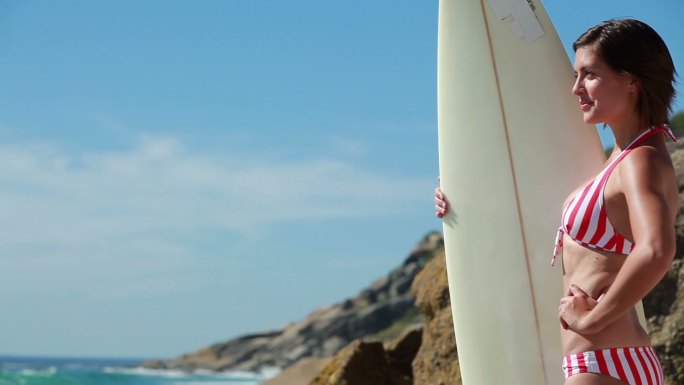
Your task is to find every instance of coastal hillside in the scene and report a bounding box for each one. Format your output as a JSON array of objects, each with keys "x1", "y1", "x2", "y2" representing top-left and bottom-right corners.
[{"x1": 142, "y1": 232, "x2": 444, "y2": 372}]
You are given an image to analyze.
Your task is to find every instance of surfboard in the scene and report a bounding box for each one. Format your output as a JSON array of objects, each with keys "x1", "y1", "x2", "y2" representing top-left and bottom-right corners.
[{"x1": 437, "y1": 0, "x2": 606, "y2": 384}]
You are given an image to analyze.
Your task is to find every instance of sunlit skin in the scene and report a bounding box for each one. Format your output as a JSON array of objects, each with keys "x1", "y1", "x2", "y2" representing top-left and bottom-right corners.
[
  {"x1": 572, "y1": 46, "x2": 636, "y2": 129},
  {"x1": 435, "y1": 45, "x2": 678, "y2": 385}
]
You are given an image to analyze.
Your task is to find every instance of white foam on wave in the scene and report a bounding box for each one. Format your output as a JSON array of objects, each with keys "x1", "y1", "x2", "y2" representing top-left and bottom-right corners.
[
  {"x1": 103, "y1": 365, "x2": 269, "y2": 383},
  {"x1": 258, "y1": 366, "x2": 281, "y2": 379},
  {"x1": 208, "y1": 366, "x2": 280, "y2": 380},
  {"x1": 103, "y1": 366, "x2": 188, "y2": 377},
  {"x1": 19, "y1": 366, "x2": 58, "y2": 377},
  {"x1": 212, "y1": 370, "x2": 260, "y2": 379}
]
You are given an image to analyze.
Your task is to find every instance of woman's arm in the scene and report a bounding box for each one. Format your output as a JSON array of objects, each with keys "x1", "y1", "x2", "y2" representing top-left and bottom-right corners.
[{"x1": 560, "y1": 147, "x2": 677, "y2": 334}]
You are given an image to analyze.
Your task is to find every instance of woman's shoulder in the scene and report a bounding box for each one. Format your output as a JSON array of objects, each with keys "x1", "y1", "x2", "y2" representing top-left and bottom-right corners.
[
  {"x1": 617, "y1": 144, "x2": 675, "y2": 192},
  {"x1": 622, "y1": 144, "x2": 673, "y2": 169}
]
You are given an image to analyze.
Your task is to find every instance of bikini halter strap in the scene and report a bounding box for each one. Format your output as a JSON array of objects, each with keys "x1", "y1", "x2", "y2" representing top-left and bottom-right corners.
[{"x1": 625, "y1": 126, "x2": 677, "y2": 151}]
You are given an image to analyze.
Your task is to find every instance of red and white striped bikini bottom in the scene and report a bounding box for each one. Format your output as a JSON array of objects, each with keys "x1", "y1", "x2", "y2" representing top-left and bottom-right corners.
[{"x1": 563, "y1": 347, "x2": 664, "y2": 385}]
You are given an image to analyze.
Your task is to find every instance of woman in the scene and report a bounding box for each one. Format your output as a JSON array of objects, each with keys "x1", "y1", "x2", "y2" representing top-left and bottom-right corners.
[{"x1": 435, "y1": 19, "x2": 677, "y2": 385}]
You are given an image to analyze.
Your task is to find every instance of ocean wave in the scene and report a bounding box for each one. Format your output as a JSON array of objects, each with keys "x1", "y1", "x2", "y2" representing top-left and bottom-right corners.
[
  {"x1": 19, "y1": 366, "x2": 58, "y2": 376},
  {"x1": 103, "y1": 366, "x2": 190, "y2": 377},
  {"x1": 0, "y1": 369, "x2": 131, "y2": 385},
  {"x1": 0, "y1": 369, "x2": 262, "y2": 385},
  {"x1": 0, "y1": 359, "x2": 266, "y2": 385},
  {"x1": 104, "y1": 365, "x2": 276, "y2": 381}
]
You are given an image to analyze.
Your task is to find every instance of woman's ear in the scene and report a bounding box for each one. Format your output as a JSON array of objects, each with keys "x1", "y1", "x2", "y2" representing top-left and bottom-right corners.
[{"x1": 627, "y1": 75, "x2": 640, "y2": 94}]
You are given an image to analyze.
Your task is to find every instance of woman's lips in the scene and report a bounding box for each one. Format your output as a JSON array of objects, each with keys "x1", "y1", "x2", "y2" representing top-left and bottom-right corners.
[{"x1": 580, "y1": 100, "x2": 593, "y2": 111}]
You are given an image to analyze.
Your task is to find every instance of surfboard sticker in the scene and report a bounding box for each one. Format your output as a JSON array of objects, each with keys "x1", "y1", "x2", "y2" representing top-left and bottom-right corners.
[{"x1": 487, "y1": 0, "x2": 544, "y2": 42}]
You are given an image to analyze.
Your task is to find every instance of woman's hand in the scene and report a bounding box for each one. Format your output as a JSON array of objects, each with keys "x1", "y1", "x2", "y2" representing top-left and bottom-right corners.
[
  {"x1": 435, "y1": 187, "x2": 449, "y2": 218},
  {"x1": 559, "y1": 284, "x2": 602, "y2": 334}
]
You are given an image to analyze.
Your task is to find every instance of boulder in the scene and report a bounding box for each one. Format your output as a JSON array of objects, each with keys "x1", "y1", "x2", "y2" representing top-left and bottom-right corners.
[{"x1": 308, "y1": 327, "x2": 422, "y2": 385}]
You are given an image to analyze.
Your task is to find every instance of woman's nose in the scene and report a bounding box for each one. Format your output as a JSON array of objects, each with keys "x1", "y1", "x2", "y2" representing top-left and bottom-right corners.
[{"x1": 572, "y1": 76, "x2": 583, "y2": 96}]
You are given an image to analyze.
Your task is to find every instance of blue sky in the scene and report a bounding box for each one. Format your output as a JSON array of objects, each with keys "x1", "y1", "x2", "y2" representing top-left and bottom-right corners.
[{"x1": 0, "y1": 1, "x2": 682, "y2": 359}]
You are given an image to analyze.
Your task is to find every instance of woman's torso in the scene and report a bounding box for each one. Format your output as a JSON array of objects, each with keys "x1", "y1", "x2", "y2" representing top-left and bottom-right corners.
[
  {"x1": 559, "y1": 129, "x2": 677, "y2": 355},
  {"x1": 560, "y1": 240, "x2": 651, "y2": 354}
]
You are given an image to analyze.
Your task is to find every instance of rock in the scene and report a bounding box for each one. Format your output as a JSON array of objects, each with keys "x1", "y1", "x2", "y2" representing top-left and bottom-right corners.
[
  {"x1": 309, "y1": 340, "x2": 391, "y2": 385},
  {"x1": 412, "y1": 248, "x2": 450, "y2": 320},
  {"x1": 410, "y1": 249, "x2": 461, "y2": 385},
  {"x1": 308, "y1": 327, "x2": 422, "y2": 385},
  {"x1": 642, "y1": 143, "x2": 684, "y2": 385},
  {"x1": 385, "y1": 327, "x2": 423, "y2": 385}
]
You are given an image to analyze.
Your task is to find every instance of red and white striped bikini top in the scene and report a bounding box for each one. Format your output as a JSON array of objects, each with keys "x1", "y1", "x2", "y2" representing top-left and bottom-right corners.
[{"x1": 551, "y1": 126, "x2": 676, "y2": 266}]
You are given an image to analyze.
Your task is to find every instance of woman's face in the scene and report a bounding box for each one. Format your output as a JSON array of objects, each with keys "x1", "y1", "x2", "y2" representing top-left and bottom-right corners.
[{"x1": 572, "y1": 45, "x2": 638, "y2": 126}]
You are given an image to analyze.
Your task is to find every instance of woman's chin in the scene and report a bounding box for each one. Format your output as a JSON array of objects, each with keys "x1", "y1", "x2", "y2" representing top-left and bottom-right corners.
[{"x1": 581, "y1": 114, "x2": 600, "y2": 125}]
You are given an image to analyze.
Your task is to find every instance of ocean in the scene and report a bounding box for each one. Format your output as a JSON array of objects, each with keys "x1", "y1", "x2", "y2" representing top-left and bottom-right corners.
[{"x1": 0, "y1": 356, "x2": 276, "y2": 385}]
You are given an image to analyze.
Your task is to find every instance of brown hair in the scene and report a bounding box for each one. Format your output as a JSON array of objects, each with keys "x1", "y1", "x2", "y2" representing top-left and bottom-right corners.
[{"x1": 573, "y1": 19, "x2": 677, "y2": 129}]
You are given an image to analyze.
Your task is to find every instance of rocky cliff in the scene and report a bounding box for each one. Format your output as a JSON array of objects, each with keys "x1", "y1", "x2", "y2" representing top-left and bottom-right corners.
[
  {"x1": 306, "y1": 251, "x2": 459, "y2": 385},
  {"x1": 646, "y1": 141, "x2": 684, "y2": 384},
  {"x1": 142, "y1": 232, "x2": 444, "y2": 372}
]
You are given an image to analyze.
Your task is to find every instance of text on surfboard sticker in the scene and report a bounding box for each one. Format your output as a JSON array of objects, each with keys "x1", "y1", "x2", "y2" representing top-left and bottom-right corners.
[{"x1": 487, "y1": 0, "x2": 544, "y2": 43}]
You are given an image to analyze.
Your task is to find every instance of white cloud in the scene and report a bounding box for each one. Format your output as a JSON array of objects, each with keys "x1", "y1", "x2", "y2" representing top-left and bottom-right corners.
[{"x1": 0, "y1": 135, "x2": 430, "y2": 298}]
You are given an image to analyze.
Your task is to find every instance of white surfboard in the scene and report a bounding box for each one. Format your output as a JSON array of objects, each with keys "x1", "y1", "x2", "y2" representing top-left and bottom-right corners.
[{"x1": 437, "y1": 0, "x2": 606, "y2": 384}]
